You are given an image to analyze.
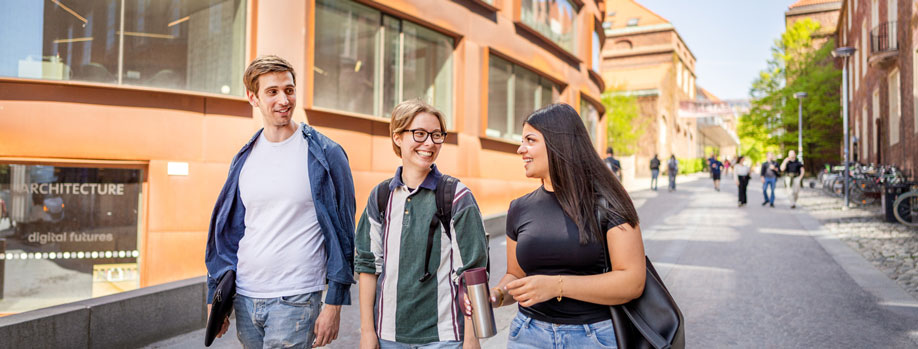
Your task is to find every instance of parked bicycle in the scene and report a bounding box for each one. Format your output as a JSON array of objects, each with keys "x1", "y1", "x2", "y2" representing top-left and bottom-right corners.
[{"x1": 893, "y1": 183, "x2": 918, "y2": 227}]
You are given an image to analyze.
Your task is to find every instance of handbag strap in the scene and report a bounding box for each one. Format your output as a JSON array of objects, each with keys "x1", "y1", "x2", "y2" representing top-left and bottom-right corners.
[{"x1": 596, "y1": 199, "x2": 670, "y2": 349}]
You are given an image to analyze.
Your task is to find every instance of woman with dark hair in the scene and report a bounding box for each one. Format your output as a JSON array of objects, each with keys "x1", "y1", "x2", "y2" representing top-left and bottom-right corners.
[
  {"x1": 487, "y1": 103, "x2": 645, "y2": 348},
  {"x1": 734, "y1": 156, "x2": 751, "y2": 207}
]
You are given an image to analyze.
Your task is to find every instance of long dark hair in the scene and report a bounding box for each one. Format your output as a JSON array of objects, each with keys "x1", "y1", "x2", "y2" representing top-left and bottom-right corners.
[{"x1": 525, "y1": 103, "x2": 639, "y2": 244}]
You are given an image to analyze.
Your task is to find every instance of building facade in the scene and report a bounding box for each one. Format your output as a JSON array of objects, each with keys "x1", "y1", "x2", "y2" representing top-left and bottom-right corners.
[
  {"x1": 786, "y1": 0, "x2": 843, "y2": 49},
  {"x1": 600, "y1": 0, "x2": 737, "y2": 177},
  {"x1": 0, "y1": 0, "x2": 607, "y2": 314},
  {"x1": 836, "y1": 0, "x2": 917, "y2": 177}
]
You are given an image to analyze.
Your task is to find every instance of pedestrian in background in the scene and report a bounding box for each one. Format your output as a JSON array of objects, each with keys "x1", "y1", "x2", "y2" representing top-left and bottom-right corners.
[
  {"x1": 760, "y1": 152, "x2": 780, "y2": 207},
  {"x1": 710, "y1": 156, "x2": 724, "y2": 192},
  {"x1": 667, "y1": 155, "x2": 679, "y2": 192},
  {"x1": 649, "y1": 154, "x2": 661, "y2": 191},
  {"x1": 489, "y1": 103, "x2": 644, "y2": 349},
  {"x1": 724, "y1": 157, "x2": 732, "y2": 176},
  {"x1": 781, "y1": 150, "x2": 805, "y2": 209},
  {"x1": 734, "y1": 156, "x2": 750, "y2": 207},
  {"x1": 355, "y1": 99, "x2": 488, "y2": 349},
  {"x1": 604, "y1": 147, "x2": 622, "y2": 182}
]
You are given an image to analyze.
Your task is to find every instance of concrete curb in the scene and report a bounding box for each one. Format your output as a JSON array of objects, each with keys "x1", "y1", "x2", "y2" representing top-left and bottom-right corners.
[{"x1": 0, "y1": 276, "x2": 206, "y2": 349}]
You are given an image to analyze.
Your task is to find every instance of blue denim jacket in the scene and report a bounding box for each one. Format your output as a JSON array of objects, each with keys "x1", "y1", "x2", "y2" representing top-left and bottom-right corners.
[{"x1": 205, "y1": 123, "x2": 356, "y2": 305}]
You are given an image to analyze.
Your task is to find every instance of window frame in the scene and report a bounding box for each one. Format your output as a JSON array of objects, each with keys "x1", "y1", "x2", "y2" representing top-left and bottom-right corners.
[
  {"x1": 514, "y1": 0, "x2": 583, "y2": 63},
  {"x1": 310, "y1": 0, "x2": 459, "y2": 128},
  {"x1": 483, "y1": 49, "x2": 566, "y2": 142},
  {"x1": 888, "y1": 68, "x2": 900, "y2": 145},
  {"x1": 1, "y1": 0, "x2": 249, "y2": 97},
  {"x1": 579, "y1": 91, "x2": 606, "y2": 147}
]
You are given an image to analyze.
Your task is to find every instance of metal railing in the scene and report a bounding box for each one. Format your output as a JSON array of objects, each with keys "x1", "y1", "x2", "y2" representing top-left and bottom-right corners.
[{"x1": 870, "y1": 21, "x2": 898, "y2": 54}]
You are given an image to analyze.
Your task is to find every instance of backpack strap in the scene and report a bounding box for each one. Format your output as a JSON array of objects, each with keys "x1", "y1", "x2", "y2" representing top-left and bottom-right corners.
[
  {"x1": 376, "y1": 178, "x2": 393, "y2": 222},
  {"x1": 419, "y1": 175, "x2": 458, "y2": 282}
]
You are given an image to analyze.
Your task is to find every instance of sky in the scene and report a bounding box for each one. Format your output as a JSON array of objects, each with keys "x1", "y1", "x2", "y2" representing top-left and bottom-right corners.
[{"x1": 634, "y1": 0, "x2": 794, "y2": 100}]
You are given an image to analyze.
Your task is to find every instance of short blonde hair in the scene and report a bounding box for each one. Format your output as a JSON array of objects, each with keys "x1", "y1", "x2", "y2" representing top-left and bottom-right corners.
[
  {"x1": 389, "y1": 99, "x2": 447, "y2": 157},
  {"x1": 243, "y1": 55, "x2": 296, "y2": 94}
]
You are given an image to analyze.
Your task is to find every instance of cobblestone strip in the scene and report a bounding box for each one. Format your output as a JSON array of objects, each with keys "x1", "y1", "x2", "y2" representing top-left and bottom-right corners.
[{"x1": 796, "y1": 186, "x2": 918, "y2": 300}]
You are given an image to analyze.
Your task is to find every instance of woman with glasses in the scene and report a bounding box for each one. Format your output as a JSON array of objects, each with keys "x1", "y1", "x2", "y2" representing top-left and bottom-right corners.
[
  {"x1": 355, "y1": 99, "x2": 489, "y2": 349},
  {"x1": 488, "y1": 103, "x2": 645, "y2": 348}
]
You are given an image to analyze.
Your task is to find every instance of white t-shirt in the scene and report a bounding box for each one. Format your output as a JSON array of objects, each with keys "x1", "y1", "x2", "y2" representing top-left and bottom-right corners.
[{"x1": 236, "y1": 131, "x2": 327, "y2": 298}]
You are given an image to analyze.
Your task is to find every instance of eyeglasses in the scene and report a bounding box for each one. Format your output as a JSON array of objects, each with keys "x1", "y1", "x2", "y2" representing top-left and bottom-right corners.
[{"x1": 402, "y1": 129, "x2": 447, "y2": 144}]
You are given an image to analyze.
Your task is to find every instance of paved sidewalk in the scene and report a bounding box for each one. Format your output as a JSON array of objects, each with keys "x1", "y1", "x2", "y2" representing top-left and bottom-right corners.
[{"x1": 148, "y1": 173, "x2": 918, "y2": 348}]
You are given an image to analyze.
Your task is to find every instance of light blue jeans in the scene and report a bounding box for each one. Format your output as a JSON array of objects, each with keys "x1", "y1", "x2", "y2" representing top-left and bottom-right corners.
[
  {"x1": 233, "y1": 291, "x2": 322, "y2": 349},
  {"x1": 378, "y1": 338, "x2": 463, "y2": 349},
  {"x1": 650, "y1": 169, "x2": 659, "y2": 190},
  {"x1": 507, "y1": 312, "x2": 618, "y2": 349}
]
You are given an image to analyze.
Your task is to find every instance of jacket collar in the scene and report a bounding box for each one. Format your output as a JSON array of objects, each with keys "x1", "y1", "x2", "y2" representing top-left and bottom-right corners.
[{"x1": 390, "y1": 164, "x2": 442, "y2": 191}]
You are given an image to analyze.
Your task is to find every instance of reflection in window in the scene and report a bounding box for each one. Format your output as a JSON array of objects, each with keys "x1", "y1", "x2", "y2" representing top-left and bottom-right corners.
[
  {"x1": 487, "y1": 55, "x2": 557, "y2": 140},
  {"x1": 0, "y1": 163, "x2": 142, "y2": 314},
  {"x1": 314, "y1": 0, "x2": 454, "y2": 126},
  {"x1": 580, "y1": 98, "x2": 600, "y2": 144},
  {"x1": 0, "y1": 1, "x2": 246, "y2": 95},
  {"x1": 520, "y1": 0, "x2": 579, "y2": 54}
]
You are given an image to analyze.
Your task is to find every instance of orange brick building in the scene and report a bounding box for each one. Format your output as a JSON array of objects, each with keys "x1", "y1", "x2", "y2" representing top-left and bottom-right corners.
[{"x1": 0, "y1": 0, "x2": 608, "y2": 314}]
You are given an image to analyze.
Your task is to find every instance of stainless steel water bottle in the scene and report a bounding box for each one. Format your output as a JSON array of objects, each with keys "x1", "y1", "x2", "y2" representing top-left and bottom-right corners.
[{"x1": 463, "y1": 267, "x2": 497, "y2": 338}]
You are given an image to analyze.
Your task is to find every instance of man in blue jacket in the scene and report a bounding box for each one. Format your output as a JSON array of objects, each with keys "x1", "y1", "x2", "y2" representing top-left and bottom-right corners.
[{"x1": 205, "y1": 55, "x2": 356, "y2": 348}]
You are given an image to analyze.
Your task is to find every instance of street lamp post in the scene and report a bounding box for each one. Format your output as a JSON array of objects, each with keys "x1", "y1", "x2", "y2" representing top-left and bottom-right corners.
[
  {"x1": 794, "y1": 92, "x2": 807, "y2": 163},
  {"x1": 832, "y1": 46, "x2": 856, "y2": 209}
]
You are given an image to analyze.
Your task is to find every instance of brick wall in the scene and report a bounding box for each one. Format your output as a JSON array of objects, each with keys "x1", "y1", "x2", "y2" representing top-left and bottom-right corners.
[{"x1": 841, "y1": 0, "x2": 918, "y2": 178}]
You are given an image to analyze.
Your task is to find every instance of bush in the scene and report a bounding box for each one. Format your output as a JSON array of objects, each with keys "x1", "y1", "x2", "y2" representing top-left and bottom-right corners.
[{"x1": 678, "y1": 158, "x2": 705, "y2": 175}]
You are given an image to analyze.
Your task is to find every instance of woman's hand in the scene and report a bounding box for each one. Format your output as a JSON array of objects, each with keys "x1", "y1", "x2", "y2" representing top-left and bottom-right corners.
[
  {"x1": 359, "y1": 330, "x2": 379, "y2": 349},
  {"x1": 490, "y1": 287, "x2": 504, "y2": 307},
  {"x1": 506, "y1": 275, "x2": 560, "y2": 307},
  {"x1": 461, "y1": 286, "x2": 504, "y2": 317},
  {"x1": 463, "y1": 338, "x2": 482, "y2": 349}
]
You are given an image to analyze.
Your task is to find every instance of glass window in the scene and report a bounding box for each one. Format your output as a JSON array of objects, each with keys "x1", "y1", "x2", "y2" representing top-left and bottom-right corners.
[
  {"x1": 520, "y1": 0, "x2": 578, "y2": 54},
  {"x1": 0, "y1": 163, "x2": 143, "y2": 314},
  {"x1": 580, "y1": 98, "x2": 600, "y2": 144},
  {"x1": 889, "y1": 69, "x2": 900, "y2": 145},
  {"x1": 314, "y1": 0, "x2": 454, "y2": 126},
  {"x1": 314, "y1": 0, "x2": 380, "y2": 116},
  {"x1": 486, "y1": 55, "x2": 558, "y2": 140},
  {"x1": 591, "y1": 29, "x2": 601, "y2": 72},
  {"x1": 0, "y1": 0, "x2": 246, "y2": 95},
  {"x1": 627, "y1": 18, "x2": 639, "y2": 27}
]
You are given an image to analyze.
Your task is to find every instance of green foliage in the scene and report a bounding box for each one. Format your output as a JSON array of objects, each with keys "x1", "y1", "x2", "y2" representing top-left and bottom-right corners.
[
  {"x1": 602, "y1": 88, "x2": 646, "y2": 156},
  {"x1": 677, "y1": 158, "x2": 705, "y2": 174},
  {"x1": 742, "y1": 18, "x2": 842, "y2": 172}
]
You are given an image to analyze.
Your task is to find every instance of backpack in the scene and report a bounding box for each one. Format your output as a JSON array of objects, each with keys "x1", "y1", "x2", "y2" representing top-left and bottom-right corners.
[{"x1": 375, "y1": 175, "x2": 489, "y2": 282}]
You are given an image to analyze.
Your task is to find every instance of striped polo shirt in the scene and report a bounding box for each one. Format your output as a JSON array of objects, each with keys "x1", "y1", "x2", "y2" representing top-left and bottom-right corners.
[{"x1": 355, "y1": 165, "x2": 489, "y2": 344}]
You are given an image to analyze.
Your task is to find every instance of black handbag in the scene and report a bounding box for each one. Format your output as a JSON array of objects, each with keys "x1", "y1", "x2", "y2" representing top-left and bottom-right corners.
[
  {"x1": 598, "y1": 205, "x2": 685, "y2": 349},
  {"x1": 205, "y1": 270, "x2": 236, "y2": 347}
]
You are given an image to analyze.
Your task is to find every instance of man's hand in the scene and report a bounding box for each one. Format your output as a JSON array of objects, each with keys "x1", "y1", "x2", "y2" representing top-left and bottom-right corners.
[
  {"x1": 207, "y1": 304, "x2": 230, "y2": 339},
  {"x1": 313, "y1": 304, "x2": 341, "y2": 347}
]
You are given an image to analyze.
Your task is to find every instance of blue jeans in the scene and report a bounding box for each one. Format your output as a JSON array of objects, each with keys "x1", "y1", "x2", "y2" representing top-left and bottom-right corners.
[
  {"x1": 507, "y1": 312, "x2": 618, "y2": 349},
  {"x1": 763, "y1": 177, "x2": 777, "y2": 204},
  {"x1": 668, "y1": 173, "x2": 677, "y2": 190},
  {"x1": 650, "y1": 169, "x2": 659, "y2": 190},
  {"x1": 379, "y1": 339, "x2": 462, "y2": 349},
  {"x1": 234, "y1": 291, "x2": 322, "y2": 349}
]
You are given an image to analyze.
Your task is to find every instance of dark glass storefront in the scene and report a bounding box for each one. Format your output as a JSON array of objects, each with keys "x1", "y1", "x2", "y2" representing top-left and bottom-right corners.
[{"x1": 0, "y1": 163, "x2": 142, "y2": 314}]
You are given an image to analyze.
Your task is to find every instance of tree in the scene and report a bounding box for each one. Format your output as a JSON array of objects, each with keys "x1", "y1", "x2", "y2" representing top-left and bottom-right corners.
[
  {"x1": 742, "y1": 18, "x2": 841, "y2": 173},
  {"x1": 602, "y1": 88, "x2": 646, "y2": 156}
]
